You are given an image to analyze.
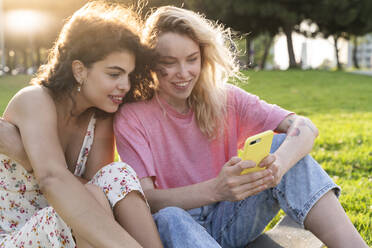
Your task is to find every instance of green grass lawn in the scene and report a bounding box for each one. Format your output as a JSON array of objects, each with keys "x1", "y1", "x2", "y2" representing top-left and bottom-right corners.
[
  {"x1": 1, "y1": 70, "x2": 371, "y2": 245},
  {"x1": 239, "y1": 70, "x2": 371, "y2": 245},
  {"x1": 0, "y1": 75, "x2": 32, "y2": 115}
]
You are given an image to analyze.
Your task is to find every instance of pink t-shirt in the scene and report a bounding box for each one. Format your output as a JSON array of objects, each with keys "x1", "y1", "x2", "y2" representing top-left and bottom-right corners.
[{"x1": 114, "y1": 84, "x2": 292, "y2": 189}]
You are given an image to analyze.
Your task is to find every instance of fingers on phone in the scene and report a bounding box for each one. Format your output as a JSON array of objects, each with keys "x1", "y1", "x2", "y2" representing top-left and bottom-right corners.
[
  {"x1": 242, "y1": 169, "x2": 269, "y2": 180},
  {"x1": 235, "y1": 177, "x2": 271, "y2": 200},
  {"x1": 226, "y1": 156, "x2": 242, "y2": 167},
  {"x1": 238, "y1": 160, "x2": 256, "y2": 170},
  {"x1": 237, "y1": 169, "x2": 269, "y2": 185},
  {"x1": 259, "y1": 154, "x2": 276, "y2": 168},
  {"x1": 228, "y1": 160, "x2": 255, "y2": 176}
]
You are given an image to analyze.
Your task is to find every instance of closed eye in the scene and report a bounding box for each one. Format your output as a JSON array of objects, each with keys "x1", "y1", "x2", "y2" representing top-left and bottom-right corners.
[
  {"x1": 108, "y1": 73, "x2": 121, "y2": 78},
  {"x1": 187, "y1": 57, "x2": 198, "y2": 62}
]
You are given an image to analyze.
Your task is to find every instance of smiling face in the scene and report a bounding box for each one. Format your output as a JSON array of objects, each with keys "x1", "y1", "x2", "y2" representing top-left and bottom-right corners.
[
  {"x1": 78, "y1": 50, "x2": 135, "y2": 113},
  {"x1": 155, "y1": 32, "x2": 201, "y2": 113}
]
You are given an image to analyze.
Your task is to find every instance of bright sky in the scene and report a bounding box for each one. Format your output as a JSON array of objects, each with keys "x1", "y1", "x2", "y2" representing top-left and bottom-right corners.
[
  {"x1": 273, "y1": 23, "x2": 349, "y2": 69},
  {"x1": 5, "y1": 9, "x2": 53, "y2": 34}
]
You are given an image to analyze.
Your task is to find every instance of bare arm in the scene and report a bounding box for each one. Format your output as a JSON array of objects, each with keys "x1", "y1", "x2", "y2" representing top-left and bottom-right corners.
[
  {"x1": 0, "y1": 118, "x2": 32, "y2": 171},
  {"x1": 0, "y1": 116, "x2": 114, "y2": 183},
  {"x1": 141, "y1": 157, "x2": 273, "y2": 213},
  {"x1": 141, "y1": 177, "x2": 217, "y2": 213},
  {"x1": 270, "y1": 114, "x2": 319, "y2": 181},
  {"x1": 3, "y1": 86, "x2": 141, "y2": 248}
]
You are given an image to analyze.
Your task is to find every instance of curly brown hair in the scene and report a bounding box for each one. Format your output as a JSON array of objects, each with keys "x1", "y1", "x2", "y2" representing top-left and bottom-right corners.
[{"x1": 31, "y1": 1, "x2": 155, "y2": 112}]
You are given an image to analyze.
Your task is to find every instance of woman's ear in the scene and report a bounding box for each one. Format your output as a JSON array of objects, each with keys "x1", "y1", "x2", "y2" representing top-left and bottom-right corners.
[{"x1": 72, "y1": 60, "x2": 87, "y2": 84}]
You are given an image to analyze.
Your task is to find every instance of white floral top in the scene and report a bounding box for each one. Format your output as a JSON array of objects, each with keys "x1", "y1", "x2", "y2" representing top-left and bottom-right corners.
[
  {"x1": 0, "y1": 114, "x2": 144, "y2": 248},
  {"x1": 0, "y1": 115, "x2": 96, "y2": 247}
]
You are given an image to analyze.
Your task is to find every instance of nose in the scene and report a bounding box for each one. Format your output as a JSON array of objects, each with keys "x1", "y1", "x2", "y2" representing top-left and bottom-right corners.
[
  {"x1": 176, "y1": 63, "x2": 188, "y2": 79},
  {"x1": 118, "y1": 75, "x2": 131, "y2": 92}
]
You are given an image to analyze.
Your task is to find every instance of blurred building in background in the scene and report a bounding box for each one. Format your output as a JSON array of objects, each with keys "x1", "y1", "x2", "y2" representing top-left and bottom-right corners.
[{"x1": 348, "y1": 34, "x2": 372, "y2": 69}]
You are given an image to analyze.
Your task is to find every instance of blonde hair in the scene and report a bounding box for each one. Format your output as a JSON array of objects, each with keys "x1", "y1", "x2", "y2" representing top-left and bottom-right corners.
[{"x1": 143, "y1": 6, "x2": 240, "y2": 138}]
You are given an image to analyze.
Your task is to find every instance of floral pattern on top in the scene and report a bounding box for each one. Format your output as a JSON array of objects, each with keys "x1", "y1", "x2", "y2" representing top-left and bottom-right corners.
[
  {"x1": 74, "y1": 115, "x2": 96, "y2": 177},
  {"x1": 89, "y1": 162, "x2": 145, "y2": 209}
]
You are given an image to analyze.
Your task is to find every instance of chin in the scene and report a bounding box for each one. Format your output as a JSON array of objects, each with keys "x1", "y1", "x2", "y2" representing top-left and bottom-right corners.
[
  {"x1": 179, "y1": 91, "x2": 192, "y2": 100},
  {"x1": 100, "y1": 105, "x2": 119, "y2": 113},
  {"x1": 108, "y1": 107, "x2": 119, "y2": 113}
]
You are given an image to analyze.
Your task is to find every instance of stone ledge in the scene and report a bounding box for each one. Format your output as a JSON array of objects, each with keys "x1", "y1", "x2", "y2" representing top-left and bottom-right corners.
[{"x1": 247, "y1": 215, "x2": 324, "y2": 248}]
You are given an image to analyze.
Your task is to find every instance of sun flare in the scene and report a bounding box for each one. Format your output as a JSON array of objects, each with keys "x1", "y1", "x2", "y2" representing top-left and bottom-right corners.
[{"x1": 5, "y1": 10, "x2": 51, "y2": 34}]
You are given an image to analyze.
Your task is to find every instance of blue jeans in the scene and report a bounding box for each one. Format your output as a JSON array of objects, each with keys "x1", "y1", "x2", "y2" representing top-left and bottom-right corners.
[{"x1": 153, "y1": 134, "x2": 340, "y2": 248}]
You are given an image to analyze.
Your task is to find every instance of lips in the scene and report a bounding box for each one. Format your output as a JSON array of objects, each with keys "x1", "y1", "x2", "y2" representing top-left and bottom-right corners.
[
  {"x1": 109, "y1": 95, "x2": 125, "y2": 104},
  {"x1": 172, "y1": 80, "x2": 192, "y2": 89}
]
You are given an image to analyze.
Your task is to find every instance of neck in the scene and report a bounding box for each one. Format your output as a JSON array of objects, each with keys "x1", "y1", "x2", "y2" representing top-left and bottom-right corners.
[
  {"x1": 56, "y1": 92, "x2": 91, "y2": 121},
  {"x1": 157, "y1": 92, "x2": 189, "y2": 114}
]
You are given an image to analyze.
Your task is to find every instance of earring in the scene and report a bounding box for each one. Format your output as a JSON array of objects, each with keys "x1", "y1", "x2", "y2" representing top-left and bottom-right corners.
[{"x1": 77, "y1": 79, "x2": 84, "y2": 92}]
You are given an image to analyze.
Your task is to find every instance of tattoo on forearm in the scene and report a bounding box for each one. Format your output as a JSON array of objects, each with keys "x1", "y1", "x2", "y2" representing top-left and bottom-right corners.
[
  {"x1": 287, "y1": 117, "x2": 315, "y2": 138},
  {"x1": 298, "y1": 118, "x2": 315, "y2": 133},
  {"x1": 288, "y1": 127, "x2": 301, "y2": 137}
]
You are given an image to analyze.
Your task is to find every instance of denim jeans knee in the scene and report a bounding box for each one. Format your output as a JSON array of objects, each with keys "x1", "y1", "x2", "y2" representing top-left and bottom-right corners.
[
  {"x1": 154, "y1": 207, "x2": 221, "y2": 248},
  {"x1": 196, "y1": 134, "x2": 341, "y2": 247},
  {"x1": 154, "y1": 134, "x2": 340, "y2": 247},
  {"x1": 270, "y1": 134, "x2": 341, "y2": 227}
]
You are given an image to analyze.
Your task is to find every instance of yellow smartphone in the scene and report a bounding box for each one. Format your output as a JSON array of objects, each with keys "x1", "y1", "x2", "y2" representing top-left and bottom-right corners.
[{"x1": 238, "y1": 130, "x2": 274, "y2": 175}]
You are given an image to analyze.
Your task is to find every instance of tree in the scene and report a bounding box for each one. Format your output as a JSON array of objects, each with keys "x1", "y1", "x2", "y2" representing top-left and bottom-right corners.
[
  {"x1": 187, "y1": 0, "x2": 319, "y2": 69},
  {"x1": 346, "y1": 0, "x2": 372, "y2": 68},
  {"x1": 186, "y1": 0, "x2": 279, "y2": 68},
  {"x1": 305, "y1": 0, "x2": 372, "y2": 70}
]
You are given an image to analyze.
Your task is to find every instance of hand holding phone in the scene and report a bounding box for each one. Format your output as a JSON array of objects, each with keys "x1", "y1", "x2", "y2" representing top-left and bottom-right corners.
[{"x1": 238, "y1": 130, "x2": 274, "y2": 175}]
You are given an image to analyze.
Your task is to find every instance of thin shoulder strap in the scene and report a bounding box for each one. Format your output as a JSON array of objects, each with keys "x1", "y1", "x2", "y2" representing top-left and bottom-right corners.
[{"x1": 74, "y1": 114, "x2": 96, "y2": 177}]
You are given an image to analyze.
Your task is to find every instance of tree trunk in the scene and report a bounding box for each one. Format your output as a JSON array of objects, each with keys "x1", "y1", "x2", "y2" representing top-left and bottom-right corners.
[
  {"x1": 283, "y1": 26, "x2": 297, "y2": 69},
  {"x1": 260, "y1": 34, "x2": 274, "y2": 70},
  {"x1": 333, "y1": 35, "x2": 342, "y2": 70},
  {"x1": 352, "y1": 36, "x2": 359, "y2": 69},
  {"x1": 36, "y1": 46, "x2": 41, "y2": 67},
  {"x1": 246, "y1": 37, "x2": 254, "y2": 68},
  {"x1": 22, "y1": 49, "x2": 28, "y2": 69}
]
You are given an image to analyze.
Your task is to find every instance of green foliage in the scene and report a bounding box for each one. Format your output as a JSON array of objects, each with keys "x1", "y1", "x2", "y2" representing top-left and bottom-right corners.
[
  {"x1": 305, "y1": 0, "x2": 372, "y2": 38},
  {"x1": 187, "y1": 0, "x2": 314, "y2": 68},
  {"x1": 187, "y1": 0, "x2": 372, "y2": 70},
  {"x1": 252, "y1": 34, "x2": 274, "y2": 68},
  {"x1": 187, "y1": 0, "x2": 302, "y2": 37}
]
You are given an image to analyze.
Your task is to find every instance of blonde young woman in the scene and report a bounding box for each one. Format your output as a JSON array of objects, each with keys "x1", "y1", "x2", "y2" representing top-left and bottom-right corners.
[
  {"x1": 0, "y1": 2, "x2": 162, "y2": 248},
  {"x1": 113, "y1": 6, "x2": 368, "y2": 248}
]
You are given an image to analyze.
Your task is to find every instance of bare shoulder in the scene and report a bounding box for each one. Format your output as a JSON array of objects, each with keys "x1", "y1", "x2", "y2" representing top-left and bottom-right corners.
[
  {"x1": 8, "y1": 85, "x2": 53, "y2": 107},
  {"x1": 3, "y1": 85, "x2": 56, "y2": 125}
]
